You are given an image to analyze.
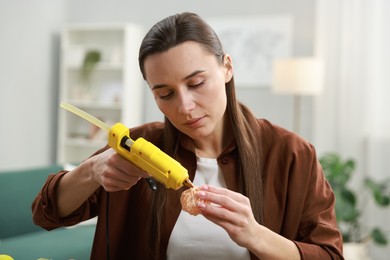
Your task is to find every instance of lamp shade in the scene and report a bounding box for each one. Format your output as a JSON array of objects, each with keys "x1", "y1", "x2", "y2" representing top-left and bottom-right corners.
[{"x1": 272, "y1": 57, "x2": 324, "y2": 95}]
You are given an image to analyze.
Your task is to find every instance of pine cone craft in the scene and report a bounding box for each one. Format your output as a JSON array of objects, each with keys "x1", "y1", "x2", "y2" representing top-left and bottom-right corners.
[{"x1": 180, "y1": 187, "x2": 210, "y2": 216}]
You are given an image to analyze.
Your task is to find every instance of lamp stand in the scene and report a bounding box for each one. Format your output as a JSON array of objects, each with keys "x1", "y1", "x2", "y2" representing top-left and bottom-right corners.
[{"x1": 293, "y1": 95, "x2": 301, "y2": 134}]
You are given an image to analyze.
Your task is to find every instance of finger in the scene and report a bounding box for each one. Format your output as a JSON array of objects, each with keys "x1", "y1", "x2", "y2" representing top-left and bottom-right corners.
[
  {"x1": 200, "y1": 202, "x2": 255, "y2": 244},
  {"x1": 199, "y1": 185, "x2": 247, "y2": 203},
  {"x1": 100, "y1": 164, "x2": 142, "y2": 190},
  {"x1": 202, "y1": 211, "x2": 240, "y2": 233},
  {"x1": 110, "y1": 153, "x2": 151, "y2": 178},
  {"x1": 200, "y1": 201, "x2": 246, "y2": 226},
  {"x1": 202, "y1": 211, "x2": 252, "y2": 248},
  {"x1": 197, "y1": 189, "x2": 247, "y2": 213},
  {"x1": 103, "y1": 174, "x2": 141, "y2": 191},
  {"x1": 93, "y1": 149, "x2": 148, "y2": 189}
]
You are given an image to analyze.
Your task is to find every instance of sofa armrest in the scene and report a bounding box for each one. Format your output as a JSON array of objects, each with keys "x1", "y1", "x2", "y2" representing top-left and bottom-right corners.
[{"x1": 0, "y1": 165, "x2": 63, "y2": 238}]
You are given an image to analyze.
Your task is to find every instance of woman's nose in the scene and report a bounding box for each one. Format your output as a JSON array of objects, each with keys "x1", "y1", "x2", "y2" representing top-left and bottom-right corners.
[{"x1": 177, "y1": 90, "x2": 196, "y2": 114}]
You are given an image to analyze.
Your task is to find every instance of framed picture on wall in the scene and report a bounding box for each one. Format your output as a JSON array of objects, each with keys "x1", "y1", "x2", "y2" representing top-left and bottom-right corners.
[{"x1": 207, "y1": 15, "x2": 293, "y2": 88}]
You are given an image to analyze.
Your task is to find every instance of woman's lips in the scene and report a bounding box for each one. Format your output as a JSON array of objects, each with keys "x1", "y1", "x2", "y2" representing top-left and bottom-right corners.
[{"x1": 184, "y1": 116, "x2": 204, "y2": 128}]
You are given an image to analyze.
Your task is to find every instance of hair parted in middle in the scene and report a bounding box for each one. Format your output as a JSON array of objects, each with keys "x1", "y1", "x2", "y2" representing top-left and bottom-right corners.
[{"x1": 138, "y1": 12, "x2": 264, "y2": 256}]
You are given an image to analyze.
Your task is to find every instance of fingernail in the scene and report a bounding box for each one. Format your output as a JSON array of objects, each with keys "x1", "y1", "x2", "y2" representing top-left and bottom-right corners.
[
  {"x1": 197, "y1": 191, "x2": 206, "y2": 198},
  {"x1": 197, "y1": 202, "x2": 206, "y2": 208},
  {"x1": 199, "y1": 185, "x2": 209, "y2": 190}
]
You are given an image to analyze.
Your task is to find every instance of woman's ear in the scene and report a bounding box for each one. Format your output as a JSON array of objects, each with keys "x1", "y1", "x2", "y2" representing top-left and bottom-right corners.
[{"x1": 223, "y1": 54, "x2": 234, "y2": 83}]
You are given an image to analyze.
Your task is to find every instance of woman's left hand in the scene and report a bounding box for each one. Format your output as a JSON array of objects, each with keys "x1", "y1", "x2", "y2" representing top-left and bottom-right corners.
[
  {"x1": 196, "y1": 185, "x2": 301, "y2": 259},
  {"x1": 196, "y1": 185, "x2": 260, "y2": 249}
]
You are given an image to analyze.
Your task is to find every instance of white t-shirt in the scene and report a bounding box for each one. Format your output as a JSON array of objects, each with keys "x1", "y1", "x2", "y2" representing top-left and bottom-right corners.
[{"x1": 167, "y1": 156, "x2": 251, "y2": 260}]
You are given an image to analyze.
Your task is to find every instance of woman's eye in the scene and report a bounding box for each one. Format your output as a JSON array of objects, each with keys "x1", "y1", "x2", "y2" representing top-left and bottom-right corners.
[
  {"x1": 159, "y1": 92, "x2": 173, "y2": 100},
  {"x1": 189, "y1": 81, "x2": 205, "y2": 88}
]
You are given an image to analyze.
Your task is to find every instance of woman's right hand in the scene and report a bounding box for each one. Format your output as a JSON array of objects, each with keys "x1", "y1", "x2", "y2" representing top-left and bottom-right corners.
[
  {"x1": 89, "y1": 148, "x2": 151, "y2": 192},
  {"x1": 56, "y1": 148, "x2": 151, "y2": 217}
]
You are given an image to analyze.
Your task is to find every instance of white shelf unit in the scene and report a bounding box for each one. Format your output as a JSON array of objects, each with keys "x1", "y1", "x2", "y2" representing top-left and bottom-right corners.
[{"x1": 57, "y1": 24, "x2": 145, "y2": 164}]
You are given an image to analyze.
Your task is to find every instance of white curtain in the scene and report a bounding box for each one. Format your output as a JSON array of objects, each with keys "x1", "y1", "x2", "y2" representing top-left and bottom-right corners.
[{"x1": 314, "y1": 0, "x2": 390, "y2": 258}]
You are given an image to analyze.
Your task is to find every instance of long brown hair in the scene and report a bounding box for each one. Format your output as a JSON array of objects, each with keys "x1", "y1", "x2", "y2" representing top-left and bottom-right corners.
[{"x1": 139, "y1": 12, "x2": 264, "y2": 256}]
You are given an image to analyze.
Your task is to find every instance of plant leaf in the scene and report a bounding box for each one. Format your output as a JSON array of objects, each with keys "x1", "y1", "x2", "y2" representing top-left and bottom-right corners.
[
  {"x1": 372, "y1": 228, "x2": 388, "y2": 245},
  {"x1": 365, "y1": 178, "x2": 390, "y2": 206},
  {"x1": 320, "y1": 153, "x2": 355, "y2": 188},
  {"x1": 334, "y1": 188, "x2": 359, "y2": 222},
  {"x1": 80, "y1": 50, "x2": 101, "y2": 83}
]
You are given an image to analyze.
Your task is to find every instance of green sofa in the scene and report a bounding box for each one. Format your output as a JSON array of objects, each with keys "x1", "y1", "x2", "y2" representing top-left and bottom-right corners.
[{"x1": 0, "y1": 165, "x2": 95, "y2": 259}]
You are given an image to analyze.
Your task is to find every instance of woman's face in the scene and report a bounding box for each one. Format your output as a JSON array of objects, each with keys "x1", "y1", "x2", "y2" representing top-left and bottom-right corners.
[{"x1": 143, "y1": 41, "x2": 233, "y2": 143}]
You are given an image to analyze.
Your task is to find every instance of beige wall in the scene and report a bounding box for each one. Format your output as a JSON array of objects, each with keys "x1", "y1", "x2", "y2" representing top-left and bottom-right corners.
[
  {"x1": 0, "y1": 1, "x2": 65, "y2": 170},
  {"x1": 0, "y1": 0, "x2": 316, "y2": 170}
]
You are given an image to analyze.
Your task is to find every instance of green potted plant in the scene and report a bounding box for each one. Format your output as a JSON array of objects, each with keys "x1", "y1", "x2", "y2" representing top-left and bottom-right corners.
[
  {"x1": 319, "y1": 152, "x2": 390, "y2": 246},
  {"x1": 79, "y1": 50, "x2": 101, "y2": 98}
]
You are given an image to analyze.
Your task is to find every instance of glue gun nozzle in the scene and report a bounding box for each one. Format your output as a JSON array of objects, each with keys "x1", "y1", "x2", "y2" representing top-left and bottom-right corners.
[{"x1": 184, "y1": 178, "x2": 194, "y2": 188}]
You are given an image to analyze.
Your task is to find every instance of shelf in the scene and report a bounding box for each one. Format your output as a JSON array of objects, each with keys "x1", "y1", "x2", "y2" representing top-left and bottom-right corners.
[
  {"x1": 63, "y1": 100, "x2": 122, "y2": 110},
  {"x1": 57, "y1": 23, "x2": 144, "y2": 164},
  {"x1": 65, "y1": 62, "x2": 123, "y2": 71},
  {"x1": 64, "y1": 137, "x2": 107, "y2": 148}
]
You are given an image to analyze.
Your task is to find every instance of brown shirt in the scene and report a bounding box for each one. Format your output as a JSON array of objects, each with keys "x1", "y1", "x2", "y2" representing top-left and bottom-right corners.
[{"x1": 32, "y1": 119, "x2": 343, "y2": 259}]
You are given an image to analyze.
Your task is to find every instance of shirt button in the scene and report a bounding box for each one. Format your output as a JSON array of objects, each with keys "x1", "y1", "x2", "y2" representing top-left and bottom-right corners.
[{"x1": 221, "y1": 158, "x2": 228, "y2": 164}]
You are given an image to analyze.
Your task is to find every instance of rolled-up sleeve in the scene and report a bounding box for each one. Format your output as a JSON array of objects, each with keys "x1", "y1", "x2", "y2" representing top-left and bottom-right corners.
[
  {"x1": 32, "y1": 171, "x2": 100, "y2": 230},
  {"x1": 293, "y1": 145, "x2": 343, "y2": 259}
]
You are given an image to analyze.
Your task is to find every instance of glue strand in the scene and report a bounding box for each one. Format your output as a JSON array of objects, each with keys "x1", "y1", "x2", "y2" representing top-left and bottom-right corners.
[{"x1": 60, "y1": 102, "x2": 111, "y2": 132}]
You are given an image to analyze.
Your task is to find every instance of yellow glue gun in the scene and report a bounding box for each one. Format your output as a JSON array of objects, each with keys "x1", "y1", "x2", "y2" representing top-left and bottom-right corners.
[{"x1": 60, "y1": 102, "x2": 193, "y2": 190}]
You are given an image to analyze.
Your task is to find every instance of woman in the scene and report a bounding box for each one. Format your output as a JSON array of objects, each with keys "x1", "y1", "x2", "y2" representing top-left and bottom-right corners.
[{"x1": 32, "y1": 12, "x2": 343, "y2": 259}]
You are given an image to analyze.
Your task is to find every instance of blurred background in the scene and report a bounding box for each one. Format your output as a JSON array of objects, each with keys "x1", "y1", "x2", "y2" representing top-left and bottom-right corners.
[{"x1": 0, "y1": 0, "x2": 389, "y2": 259}]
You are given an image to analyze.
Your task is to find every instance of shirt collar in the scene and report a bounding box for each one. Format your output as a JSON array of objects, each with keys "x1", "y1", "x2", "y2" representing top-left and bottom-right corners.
[{"x1": 178, "y1": 133, "x2": 237, "y2": 159}]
